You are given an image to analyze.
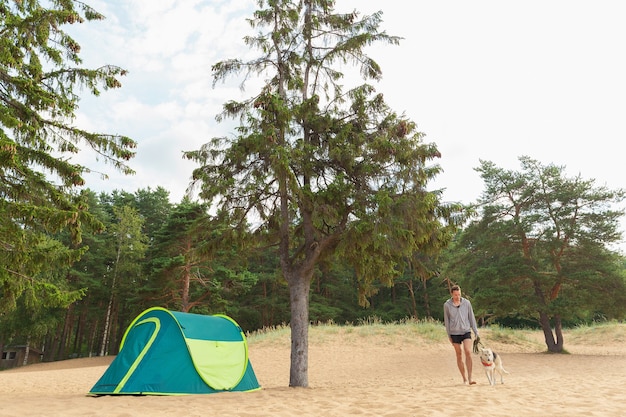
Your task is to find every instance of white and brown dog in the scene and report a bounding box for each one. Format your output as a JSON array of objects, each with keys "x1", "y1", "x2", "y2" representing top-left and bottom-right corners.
[{"x1": 479, "y1": 347, "x2": 509, "y2": 385}]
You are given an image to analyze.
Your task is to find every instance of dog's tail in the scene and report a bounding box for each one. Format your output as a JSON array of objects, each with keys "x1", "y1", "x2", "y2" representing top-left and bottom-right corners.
[
  {"x1": 501, "y1": 365, "x2": 510, "y2": 374},
  {"x1": 494, "y1": 353, "x2": 511, "y2": 374}
]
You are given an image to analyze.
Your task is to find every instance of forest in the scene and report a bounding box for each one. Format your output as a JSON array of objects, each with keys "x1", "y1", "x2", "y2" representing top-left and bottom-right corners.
[
  {"x1": 2, "y1": 177, "x2": 625, "y2": 363},
  {"x1": 0, "y1": 185, "x2": 461, "y2": 362},
  {"x1": 1, "y1": 0, "x2": 626, "y2": 373}
]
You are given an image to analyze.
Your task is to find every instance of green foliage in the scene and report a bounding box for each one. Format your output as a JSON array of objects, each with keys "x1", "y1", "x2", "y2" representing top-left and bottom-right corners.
[
  {"x1": 186, "y1": 0, "x2": 463, "y2": 308},
  {"x1": 109, "y1": 204, "x2": 148, "y2": 291},
  {"x1": 143, "y1": 199, "x2": 259, "y2": 315},
  {"x1": 5, "y1": 182, "x2": 626, "y2": 361},
  {"x1": 0, "y1": 0, "x2": 135, "y2": 315},
  {"x1": 446, "y1": 156, "x2": 626, "y2": 350}
]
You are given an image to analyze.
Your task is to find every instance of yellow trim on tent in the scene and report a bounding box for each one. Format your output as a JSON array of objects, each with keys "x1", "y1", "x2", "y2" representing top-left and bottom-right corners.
[{"x1": 114, "y1": 317, "x2": 161, "y2": 393}]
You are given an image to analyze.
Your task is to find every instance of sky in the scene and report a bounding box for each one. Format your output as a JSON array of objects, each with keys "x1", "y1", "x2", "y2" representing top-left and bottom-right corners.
[{"x1": 68, "y1": 0, "x2": 626, "y2": 247}]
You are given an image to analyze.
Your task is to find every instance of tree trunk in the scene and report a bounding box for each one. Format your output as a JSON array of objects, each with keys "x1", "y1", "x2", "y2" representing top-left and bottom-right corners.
[
  {"x1": 288, "y1": 271, "x2": 311, "y2": 387},
  {"x1": 538, "y1": 311, "x2": 564, "y2": 353},
  {"x1": 89, "y1": 318, "x2": 99, "y2": 357},
  {"x1": 100, "y1": 292, "x2": 114, "y2": 356},
  {"x1": 422, "y1": 276, "x2": 432, "y2": 318},
  {"x1": 406, "y1": 280, "x2": 418, "y2": 319},
  {"x1": 553, "y1": 314, "x2": 564, "y2": 352},
  {"x1": 181, "y1": 259, "x2": 191, "y2": 312},
  {"x1": 112, "y1": 302, "x2": 124, "y2": 355},
  {"x1": 22, "y1": 337, "x2": 30, "y2": 366},
  {"x1": 46, "y1": 325, "x2": 61, "y2": 361},
  {"x1": 58, "y1": 306, "x2": 73, "y2": 359},
  {"x1": 101, "y1": 245, "x2": 122, "y2": 356},
  {"x1": 73, "y1": 304, "x2": 87, "y2": 356}
]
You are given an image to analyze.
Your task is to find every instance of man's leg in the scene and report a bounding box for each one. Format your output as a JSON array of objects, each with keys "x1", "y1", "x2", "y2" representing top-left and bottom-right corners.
[
  {"x1": 452, "y1": 342, "x2": 467, "y2": 383},
  {"x1": 462, "y1": 338, "x2": 475, "y2": 384}
]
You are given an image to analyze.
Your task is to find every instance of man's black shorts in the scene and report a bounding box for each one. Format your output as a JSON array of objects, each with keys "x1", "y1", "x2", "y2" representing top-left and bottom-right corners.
[{"x1": 450, "y1": 332, "x2": 471, "y2": 344}]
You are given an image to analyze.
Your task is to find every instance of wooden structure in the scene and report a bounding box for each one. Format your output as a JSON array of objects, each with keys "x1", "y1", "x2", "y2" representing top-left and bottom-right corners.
[{"x1": 1, "y1": 345, "x2": 44, "y2": 369}]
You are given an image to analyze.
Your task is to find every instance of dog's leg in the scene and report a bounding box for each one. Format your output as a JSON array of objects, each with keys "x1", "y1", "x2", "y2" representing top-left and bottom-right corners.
[
  {"x1": 495, "y1": 355, "x2": 509, "y2": 384},
  {"x1": 485, "y1": 368, "x2": 495, "y2": 385}
]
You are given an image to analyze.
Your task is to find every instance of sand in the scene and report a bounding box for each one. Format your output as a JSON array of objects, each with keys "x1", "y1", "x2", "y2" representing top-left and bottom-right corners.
[{"x1": 1, "y1": 329, "x2": 624, "y2": 417}]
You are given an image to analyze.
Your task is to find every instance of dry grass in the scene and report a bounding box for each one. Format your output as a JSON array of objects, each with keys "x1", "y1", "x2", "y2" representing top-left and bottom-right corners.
[{"x1": 247, "y1": 319, "x2": 626, "y2": 355}]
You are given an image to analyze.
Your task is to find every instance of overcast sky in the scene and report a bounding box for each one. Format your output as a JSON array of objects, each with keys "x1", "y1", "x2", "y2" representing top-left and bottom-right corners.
[{"x1": 69, "y1": 0, "x2": 626, "y2": 248}]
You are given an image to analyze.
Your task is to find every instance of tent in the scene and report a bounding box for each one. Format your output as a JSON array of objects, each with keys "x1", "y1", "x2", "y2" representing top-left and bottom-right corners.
[{"x1": 89, "y1": 307, "x2": 260, "y2": 395}]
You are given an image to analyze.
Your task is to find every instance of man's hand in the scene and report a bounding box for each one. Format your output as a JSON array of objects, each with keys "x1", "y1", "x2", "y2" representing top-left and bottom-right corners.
[{"x1": 472, "y1": 336, "x2": 482, "y2": 354}]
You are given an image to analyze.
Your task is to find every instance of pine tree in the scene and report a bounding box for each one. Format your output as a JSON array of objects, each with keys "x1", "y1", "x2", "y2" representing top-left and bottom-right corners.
[
  {"x1": 186, "y1": 0, "x2": 463, "y2": 386},
  {"x1": 0, "y1": 1, "x2": 135, "y2": 313},
  {"x1": 453, "y1": 156, "x2": 626, "y2": 352}
]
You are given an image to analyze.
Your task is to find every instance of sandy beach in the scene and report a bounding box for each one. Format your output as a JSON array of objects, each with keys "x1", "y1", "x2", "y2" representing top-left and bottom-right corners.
[{"x1": 1, "y1": 326, "x2": 624, "y2": 417}]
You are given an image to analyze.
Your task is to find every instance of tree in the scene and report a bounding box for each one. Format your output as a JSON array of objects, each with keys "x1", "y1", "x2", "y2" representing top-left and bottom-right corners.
[
  {"x1": 185, "y1": 0, "x2": 462, "y2": 386},
  {"x1": 0, "y1": 236, "x2": 86, "y2": 360},
  {"x1": 146, "y1": 200, "x2": 215, "y2": 312},
  {"x1": 453, "y1": 156, "x2": 626, "y2": 352},
  {"x1": 102, "y1": 187, "x2": 173, "y2": 239},
  {"x1": 0, "y1": 1, "x2": 135, "y2": 313},
  {"x1": 146, "y1": 201, "x2": 258, "y2": 314},
  {"x1": 99, "y1": 205, "x2": 147, "y2": 356}
]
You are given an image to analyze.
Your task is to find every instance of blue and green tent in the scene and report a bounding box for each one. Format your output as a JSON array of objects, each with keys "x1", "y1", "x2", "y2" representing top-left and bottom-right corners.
[{"x1": 89, "y1": 307, "x2": 260, "y2": 395}]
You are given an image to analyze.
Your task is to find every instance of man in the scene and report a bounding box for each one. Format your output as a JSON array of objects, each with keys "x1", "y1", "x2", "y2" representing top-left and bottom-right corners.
[{"x1": 443, "y1": 285, "x2": 480, "y2": 385}]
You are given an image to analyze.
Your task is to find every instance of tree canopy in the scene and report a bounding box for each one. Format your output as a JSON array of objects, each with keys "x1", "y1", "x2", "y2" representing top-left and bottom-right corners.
[
  {"x1": 0, "y1": 0, "x2": 136, "y2": 314},
  {"x1": 449, "y1": 156, "x2": 626, "y2": 352}
]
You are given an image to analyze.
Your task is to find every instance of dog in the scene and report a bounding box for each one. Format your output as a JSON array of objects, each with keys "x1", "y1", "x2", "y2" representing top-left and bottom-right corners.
[{"x1": 479, "y1": 347, "x2": 509, "y2": 385}]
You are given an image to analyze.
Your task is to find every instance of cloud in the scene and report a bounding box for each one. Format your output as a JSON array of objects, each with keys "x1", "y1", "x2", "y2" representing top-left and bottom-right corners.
[
  {"x1": 66, "y1": 0, "x2": 626, "y2": 249},
  {"x1": 69, "y1": 0, "x2": 257, "y2": 200}
]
